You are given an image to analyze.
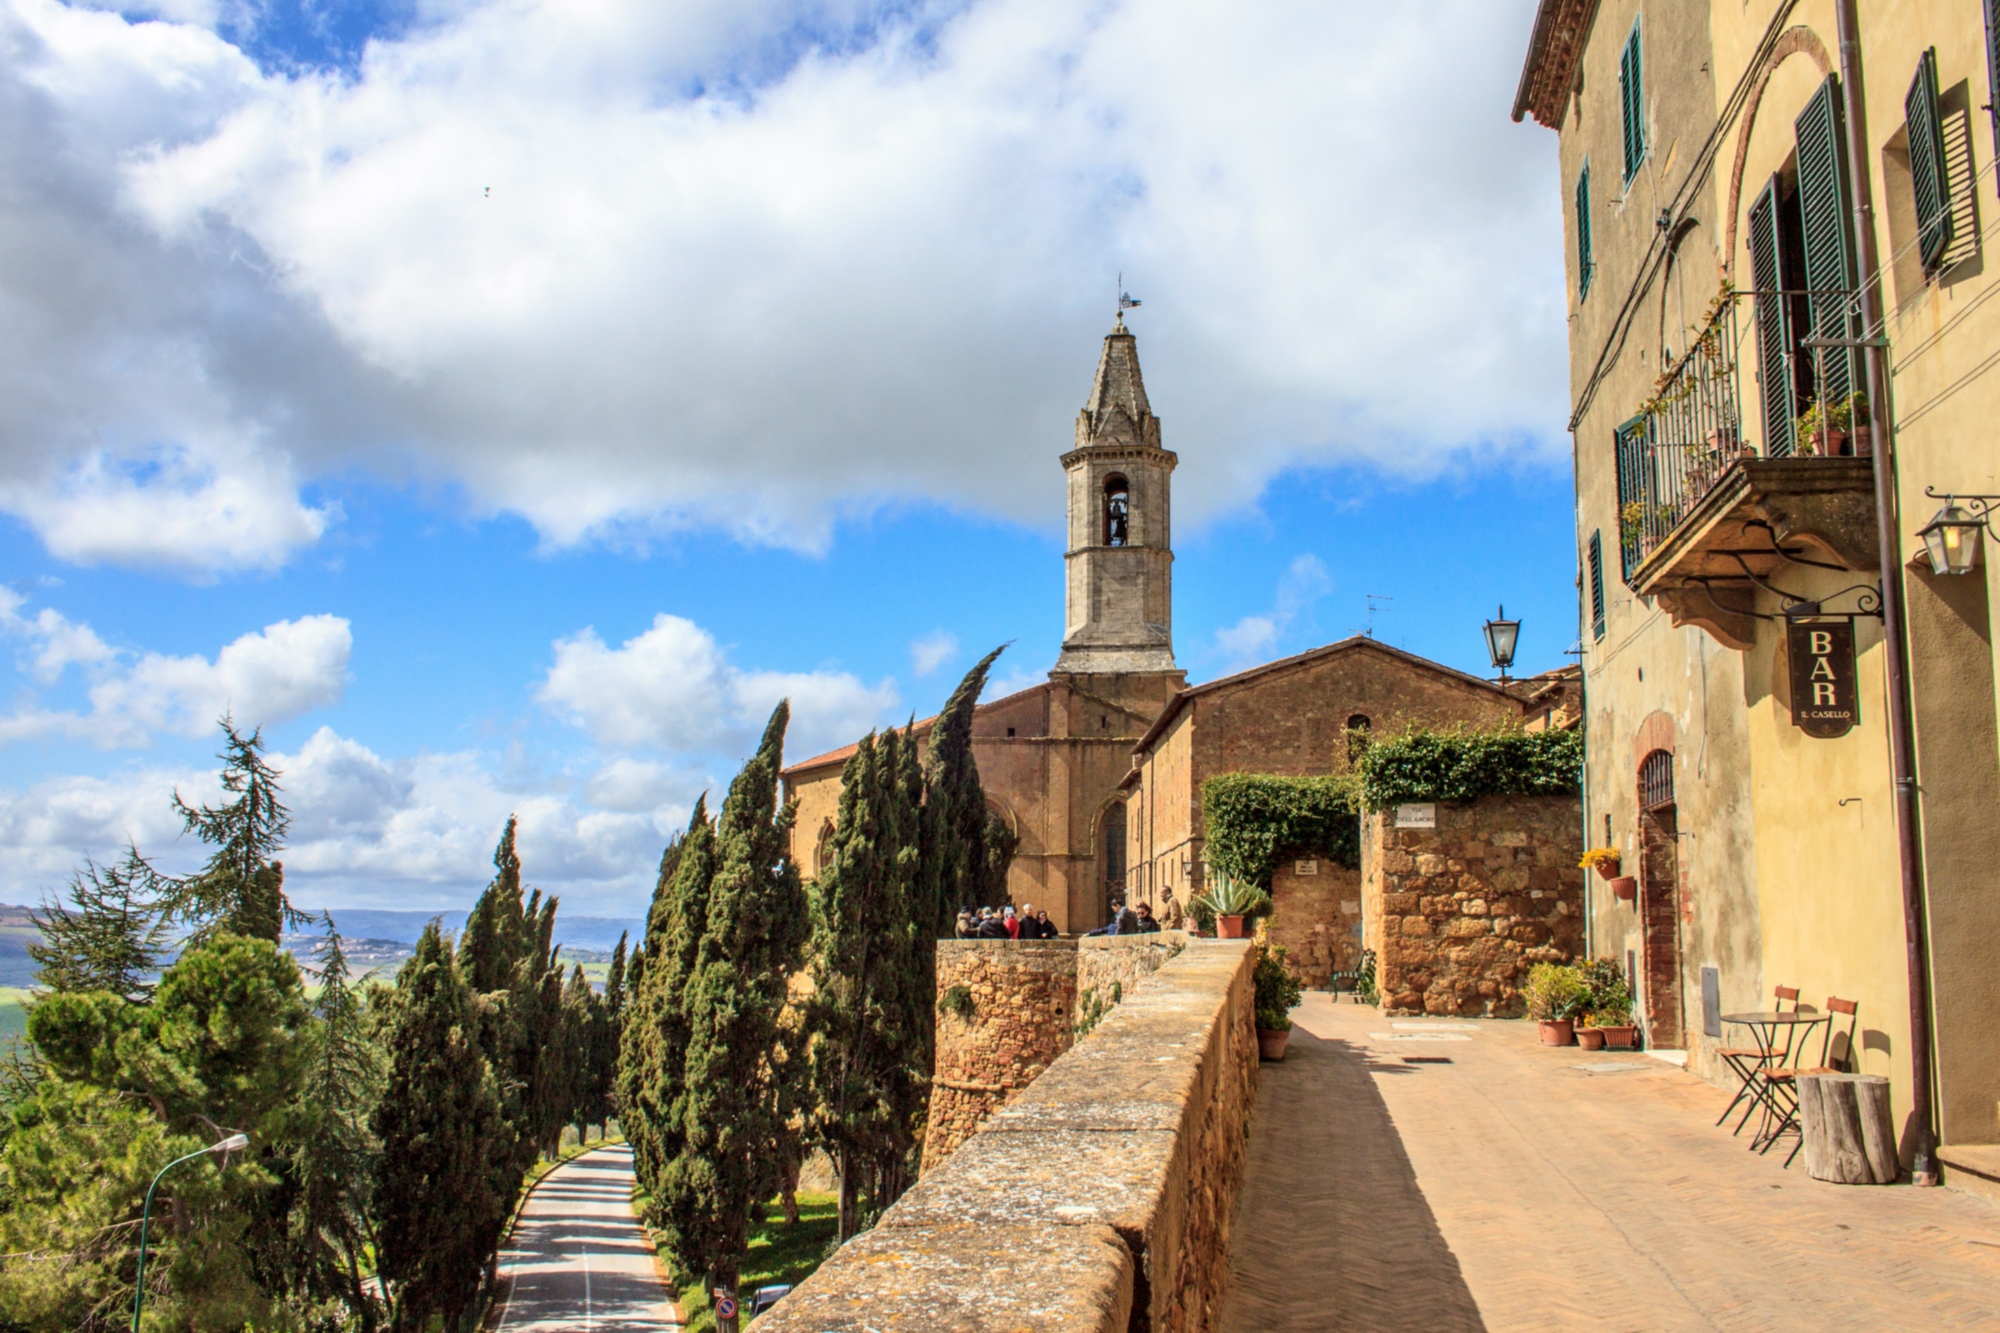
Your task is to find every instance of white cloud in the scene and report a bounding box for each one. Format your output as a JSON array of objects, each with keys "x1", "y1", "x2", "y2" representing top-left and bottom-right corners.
[
  {"x1": 537, "y1": 612, "x2": 898, "y2": 762},
  {"x1": 0, "y1": 0, "x2": 1561, "y2": 574},
  {"x1": 910, "y1": 629, "x2": 958, "y2": 677},
  {"x1": 1212, "y1": 553, "x2": 1333, "y2": 671},
  {"x1": 0, "y1": 601, "x2": 350, "y2": 746}
]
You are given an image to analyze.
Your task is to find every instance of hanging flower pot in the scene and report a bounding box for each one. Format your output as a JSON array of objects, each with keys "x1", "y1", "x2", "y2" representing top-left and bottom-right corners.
[
  {"x1": 1595, "y1": 859, "x2": 1621, "y2": 881},
  {"x1": 1610, "y1": 875, "x2": 1638, "y2": 902}
]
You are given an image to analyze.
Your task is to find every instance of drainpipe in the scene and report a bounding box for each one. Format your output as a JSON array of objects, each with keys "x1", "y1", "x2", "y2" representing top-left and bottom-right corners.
[{"x1": 1833, "y1": 0, "x2": 1939, "y2": 1186}]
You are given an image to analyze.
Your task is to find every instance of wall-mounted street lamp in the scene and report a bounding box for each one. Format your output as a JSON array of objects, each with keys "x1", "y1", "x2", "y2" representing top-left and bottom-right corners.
[
  {"x1": 1917, "y1": 489, "x2": 1994, "y2": 576},
  {"x1": 1483, "y1": 605, "x2": 1521, "y2": 684},
  {"x1": 133, "y1": 1132, "x2": 249, "y2": 1331}
]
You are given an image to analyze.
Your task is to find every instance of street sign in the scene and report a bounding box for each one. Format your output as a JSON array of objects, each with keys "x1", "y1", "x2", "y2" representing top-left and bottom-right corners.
[
  {"x1": 715, "y1": 1295, "x2": 738, "y2": 1319},
  {"x1": 1787, "y1": 619, "x2": 1859, "y2": 738},
  {"x1": 1395, "y1": 803, "x2": 1436, "y2": 829}
]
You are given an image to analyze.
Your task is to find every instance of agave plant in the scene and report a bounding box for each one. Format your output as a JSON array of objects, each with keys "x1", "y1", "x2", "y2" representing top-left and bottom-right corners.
[{"x1": 1195, "y1": 870, "x2": 1272, "y2": 921}]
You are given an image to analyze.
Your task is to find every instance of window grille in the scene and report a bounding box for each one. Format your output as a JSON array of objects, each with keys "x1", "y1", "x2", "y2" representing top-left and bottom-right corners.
[
  {"x1": 1639, "y1": 749, "x2": 1675, "y2": 811},
  {"x1": 1906, "y1": 48, "x2": 1954, "y2": 272},
  {"x1": 1619, "y1": 22, "x2": 1646, "y2": 183}
]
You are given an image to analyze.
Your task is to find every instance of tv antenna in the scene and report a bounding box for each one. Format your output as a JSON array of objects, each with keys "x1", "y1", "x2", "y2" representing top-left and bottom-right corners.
[{"x1": 1365, "y1": 594, "x2": 1393, "y2": 638}]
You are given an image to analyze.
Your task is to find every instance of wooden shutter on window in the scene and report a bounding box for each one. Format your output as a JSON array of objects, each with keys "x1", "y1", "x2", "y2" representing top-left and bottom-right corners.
[
  {"x1": 1746, "y1": 178, "x2": 1797, "y2": 457},
  {"x1": 1614, "y1": 418, "x2": 1651, "y2": 581},
  {"x1": 1620, "y1": 24, "x2": 1645, "y2": 182},
  {"x1": 1986, "y1": 0, "x2": 2000, "y2": 197},
  {"x1": 1589, "y1": 532, "x2": 1606, "y2": 641},
  {"x1": 1575, "y1": 164, "x2": 1594, "y2": 295},
  {"x1": 1906, "y1": 48, "x2": 1953, "y2": 272},
  {"x1": 1794, "y1": 75, "x2": 1860, "y2": 414}
]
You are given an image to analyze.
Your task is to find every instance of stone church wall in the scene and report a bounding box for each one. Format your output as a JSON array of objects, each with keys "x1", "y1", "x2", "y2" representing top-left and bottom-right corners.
[
  {"x1": 760, "y1": 940, "x2": 1258, "y2": 1333},
  {"x1": 1362, "y1": 794, "x2": 1585, "y2": 1017}
]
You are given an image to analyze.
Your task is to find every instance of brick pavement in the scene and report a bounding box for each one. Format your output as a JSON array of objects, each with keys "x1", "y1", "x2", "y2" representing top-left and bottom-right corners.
[{"x1": 1218, "y1": 993, "x2": 2000, "y2": 1332}]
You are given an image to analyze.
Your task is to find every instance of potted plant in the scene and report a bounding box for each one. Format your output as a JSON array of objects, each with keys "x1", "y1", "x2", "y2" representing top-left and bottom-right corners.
[
  {"x1": 1609, "y1": 875, "x2": 1637, "y2": 902},
  {"x1": 1253, "y1": 944, "x2": 1304, "y2": 1061},
  {"x1": 1576, "y1": 961, "x2": 1638, "y2": 1050},
  {"x1": 1578, "y1": 846, "x2": 1622, "y2": 881},
  {"x1": 1524, "y1": 962, "x2": 1588, "y2": 1046},
  {"x1": 1196, "y1": 873, "x2": 1272, "y2": 940}
]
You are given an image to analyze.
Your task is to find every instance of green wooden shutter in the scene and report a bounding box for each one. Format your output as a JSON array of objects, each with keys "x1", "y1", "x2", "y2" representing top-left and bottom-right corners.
[
  {"x1": 1986, "y1": 0, "x2": 2000, "y2": 197},
  {"x1": 1575, "y1": 164, "x2": 1594, "y2": 295},
  {"x1": 1746, "y1": 177, "x2": 1797, "y2": 457},
  {"x1": 1794, "y1": 75, "x2": 1860, "y2": 415},
  {"x1": 1614, "y1": 418, "x2": 1651, "y2": 580},
  {"x1": 1906, "y1": 48, "x2": 1953, "y2": 272},
  {"x1": 1620, "y1": 23, "x2": 1645, "y2": 183},
  {"x1": 1589, "y1": 532, "x2": 1606, "y2": 641}
]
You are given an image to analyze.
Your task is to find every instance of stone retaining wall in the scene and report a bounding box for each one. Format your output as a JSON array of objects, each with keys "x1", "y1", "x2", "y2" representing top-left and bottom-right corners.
[
  {"x1": 924, "y1": 934, "x2": 1185, "y2": 1170},
  {"x1": 760, "y1": 939, "x2": 1258, "y2": 1333},
  {"x1": 1362, "y1": 794, "x2": 1584, "y2": 1016}
]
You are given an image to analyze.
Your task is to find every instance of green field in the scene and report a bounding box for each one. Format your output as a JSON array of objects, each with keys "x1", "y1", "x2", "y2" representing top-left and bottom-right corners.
[{"x1": 0, "y1": 986, "x2": 31, "y2": 1054}]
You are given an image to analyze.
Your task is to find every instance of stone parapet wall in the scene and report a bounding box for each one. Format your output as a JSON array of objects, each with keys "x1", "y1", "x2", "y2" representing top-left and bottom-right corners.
[
  {"x1": 761, "y1": 940, "x2": 1258, "y2": 1333},
  {"x1": 1363, "y1": 794, "x2": 1584, "y2": 1016},
  {"x1": 924, "y1": 935, "x2": 1185, "y2": 1171}
]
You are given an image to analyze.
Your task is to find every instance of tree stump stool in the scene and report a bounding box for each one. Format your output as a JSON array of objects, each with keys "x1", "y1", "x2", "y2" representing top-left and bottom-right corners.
[{"x1": 1798, "y1": 1073, "x2": 1897, "y2": 1184}]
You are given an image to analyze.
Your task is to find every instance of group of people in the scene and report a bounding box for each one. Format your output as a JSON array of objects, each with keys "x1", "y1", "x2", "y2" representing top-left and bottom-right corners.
[
  {"x1": 955, "y1": 902, "x2": 1060, "y2": 939},
  {"x1": 952, "y1": 887, "x2": 1188, "y2": 939}
]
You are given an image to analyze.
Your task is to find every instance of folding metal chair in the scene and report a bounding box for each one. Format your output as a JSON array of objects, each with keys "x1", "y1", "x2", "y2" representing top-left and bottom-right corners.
[
  {"x1": 1715, "y1": 984, "x2": 1798, "y2": 1134},
  {"x1": 1762, "y1": 998, "x2": 1860, "y2": 1166}
]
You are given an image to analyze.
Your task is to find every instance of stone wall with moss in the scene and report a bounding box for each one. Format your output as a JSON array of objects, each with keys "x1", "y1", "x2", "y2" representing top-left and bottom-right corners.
[
  {"x1": 760, "y1": 940, "x2": 1258, "y2": 1333},
  {"x1": 1362, "y1": 793, "x2": 1584, "y2": 1016}
]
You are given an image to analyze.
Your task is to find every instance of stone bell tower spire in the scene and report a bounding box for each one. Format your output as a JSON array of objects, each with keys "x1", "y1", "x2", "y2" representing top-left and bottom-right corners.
[{"x1": 1053, "y1": 315, "x2": 1178, "y2": 674}]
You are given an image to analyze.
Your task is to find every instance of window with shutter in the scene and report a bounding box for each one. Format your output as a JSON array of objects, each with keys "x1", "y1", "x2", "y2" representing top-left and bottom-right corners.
[
  {"x1": 1620, "y1": 21, "x2": 1646, "y2": 184},
  {"x1": 1906, "y1": 48, "x2": 1954, "y2": 273},
  {"x1": 1747, "y1": 178, "x2": 1798, "y2": 457},
  {"x1": 1614, "y1": 417, "x2": 1652, "y2": 580},
  {"x1": 1576, "y1": 163, "x2": 1594, "y2": 296},
  {"x1": 1986, "y1": 0, "x2": 2000, "y2": 197},
  {"x1": 1793, "y1": 76, "x2": 1860, "y2": 416},
  {"x1": 1589, "y1": 532, "x2": 1606, "y2": 641}
]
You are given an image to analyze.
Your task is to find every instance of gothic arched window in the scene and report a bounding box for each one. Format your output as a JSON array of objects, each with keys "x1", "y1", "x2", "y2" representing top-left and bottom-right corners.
[
  {"x1": 814, "y1": 819, "x2": 836, "y2": 875},
  {"x1": 1101, "y1": 801, "x2": 1128, "y2": 907},
  {"x1": 1103, "y1": 475, "x2": 1130, "y2": 547}
]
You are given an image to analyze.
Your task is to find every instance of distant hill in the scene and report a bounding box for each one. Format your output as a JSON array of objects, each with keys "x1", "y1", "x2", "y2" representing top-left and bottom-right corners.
[{"x1": 307, "y1": 909, "x2": 642, "y2": 953}]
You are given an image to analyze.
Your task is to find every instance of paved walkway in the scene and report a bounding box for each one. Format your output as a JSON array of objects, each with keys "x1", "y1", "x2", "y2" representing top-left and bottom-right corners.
[
  {"x1": 1218, "y1": 994, "x2": 2000, "y2": 1332},
  {"x1": 495, "y1": 1143, "x2": 670, "y2": 1332}
]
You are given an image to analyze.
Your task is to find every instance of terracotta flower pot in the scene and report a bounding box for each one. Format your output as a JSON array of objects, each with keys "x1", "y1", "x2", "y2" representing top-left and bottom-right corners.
[
  {"x1": 1538, "y1": 1018, "x2": 1576, "y2": 1047},
  {"x1": 1217, "y1": 914, "x2": 1247, "y2": 939},
  {"x1": 1593, "y1": 859, "x2": 1622, "y2": 881},
  {"x1": 1257, "y1": 1027, "x2": 1291, "y2": 1061},
  {"x1": 1576, "y1": 1028, "x2": 1607, "y2": 1052},
  {"x1": 1610, "y1": 875, "x2": 1638, "y2": 902},
  {"x1": 1598, "y1": 1025, "x2": 1639, "y2": 1050}
]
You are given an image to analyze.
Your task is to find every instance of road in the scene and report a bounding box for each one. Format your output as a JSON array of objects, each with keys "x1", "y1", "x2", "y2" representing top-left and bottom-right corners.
[{"x1": 496, "y1": 1143, "x2": 673, "y2": 1332}]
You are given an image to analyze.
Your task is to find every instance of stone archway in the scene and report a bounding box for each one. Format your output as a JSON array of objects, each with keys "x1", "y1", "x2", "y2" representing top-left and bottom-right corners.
[{"x1": 1637, "y1": 747, "x2": 1684, "y2": 1048}]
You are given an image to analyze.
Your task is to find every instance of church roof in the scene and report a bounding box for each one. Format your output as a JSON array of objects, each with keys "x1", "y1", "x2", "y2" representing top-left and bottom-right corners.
[
  {"x1": 1127, "y1": 635, "x2": 1527, "y2": 758},
  {"x1": 1076, "y1": 315, "x2": 1161, "y2": 450},
  {"x1": 779, "y1": 681, "x2": 1055, "y2": 778}
]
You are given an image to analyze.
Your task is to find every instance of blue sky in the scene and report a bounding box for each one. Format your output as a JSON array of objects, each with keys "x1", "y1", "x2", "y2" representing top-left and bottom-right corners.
[{"x1": 0, "y1": 0, "x2": 1566, "y2": 917}]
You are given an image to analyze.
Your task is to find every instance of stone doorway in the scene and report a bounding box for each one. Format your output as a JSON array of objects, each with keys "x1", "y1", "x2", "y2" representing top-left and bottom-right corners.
[
  {"x1": 1100, "y1": 800, "x2": 1127, "y2": 924},
  {"x1": 1637, "y1": 749, "x2": 1683, "y2": 1047}
]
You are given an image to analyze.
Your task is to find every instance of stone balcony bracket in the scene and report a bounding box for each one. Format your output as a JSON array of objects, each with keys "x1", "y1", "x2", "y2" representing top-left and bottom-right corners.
[{"x1": 1633, "y1": 458, "x2": 1878, "y2": 650}]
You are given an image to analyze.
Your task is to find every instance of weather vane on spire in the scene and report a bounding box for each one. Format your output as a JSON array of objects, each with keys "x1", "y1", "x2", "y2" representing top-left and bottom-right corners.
[{"x1": 1117, "y1": 272, "x2": 1142, "y2": 319}]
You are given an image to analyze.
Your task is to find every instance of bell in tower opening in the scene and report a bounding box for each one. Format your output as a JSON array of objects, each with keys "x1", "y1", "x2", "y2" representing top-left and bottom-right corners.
[{"x1": 1054, "y1": 314, "x2": 1179, "y2": 675}]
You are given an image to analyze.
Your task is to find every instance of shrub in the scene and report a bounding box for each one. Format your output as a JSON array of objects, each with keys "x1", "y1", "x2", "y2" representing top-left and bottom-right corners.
[
  {"x1": 1577, "y1": 959, "x2": 1633, "y2": 1026},
  {"x1": 1201, "y1": 774, "x2": 1362, "y2": 887},
  {"x1": 1194, "y1": 872, "x2": 1272, "y2": 923},
  {"x1": 1522, "y1": 962, "x2": 1590, "y2": 1021},
  {"x1": 937, "y1": 984, "x2": 974, "y2": 1020},
  {"x1": 1253, "y1": 945, "x2": 1304, "y2": 1032},
  {"x1": 1357, "y1": 727, "x2": 1583, "y2": 810}
]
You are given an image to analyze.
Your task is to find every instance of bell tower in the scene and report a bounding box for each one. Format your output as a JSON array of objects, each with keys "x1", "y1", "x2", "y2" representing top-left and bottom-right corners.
[{"x1": 1053, "y1": 315, "x2": 1178, "y2": 675}]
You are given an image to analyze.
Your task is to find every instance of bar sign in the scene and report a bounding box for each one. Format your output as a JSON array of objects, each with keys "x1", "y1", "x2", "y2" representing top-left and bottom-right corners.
[{"x1": 1787, "y1": 619, "x2": 1858, "y2": 738}]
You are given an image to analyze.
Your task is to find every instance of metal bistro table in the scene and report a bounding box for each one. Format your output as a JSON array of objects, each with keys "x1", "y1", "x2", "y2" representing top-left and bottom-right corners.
[{"x1": 1720, "y1": 1010, "x2": 1832, "y2": 1154}]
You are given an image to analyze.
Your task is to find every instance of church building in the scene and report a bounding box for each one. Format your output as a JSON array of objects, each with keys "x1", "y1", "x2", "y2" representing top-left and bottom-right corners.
[{"x1": 781, "y1": 318, "x2": 1568, "y2": 933}]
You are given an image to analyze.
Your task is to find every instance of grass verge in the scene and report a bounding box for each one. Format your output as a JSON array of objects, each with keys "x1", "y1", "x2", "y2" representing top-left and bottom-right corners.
[{"x1": 632, "y1": 1189, "x2": 839, "y2": 1330}]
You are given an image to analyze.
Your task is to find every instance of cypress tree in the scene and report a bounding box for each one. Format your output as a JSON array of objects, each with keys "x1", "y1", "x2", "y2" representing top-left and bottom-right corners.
[
  {"x1": 28, "y1": 848, "x2": 173, "y2": 1000},
  {"x1": 561, "y1": 963, "x2": 608, "y2": 1144},
  {"x1": 619, "y1": 804, "x2": 714, "y2": 1192},
  {"x1": 605, "y1": 931, "x2": 628, "y2": 1022},
  {"x1": 370, "y1": 923, "x2": 513, "y2": 1333},
  {"x1": 169, "y1": 717, "x2": 301, "y2": 942},
  {"x1": 924, "y1": 647, "x2": 1010, "y2": 931},
  {"x1": 653, "y1": 704, "x2": 808, "y2": 1329}
]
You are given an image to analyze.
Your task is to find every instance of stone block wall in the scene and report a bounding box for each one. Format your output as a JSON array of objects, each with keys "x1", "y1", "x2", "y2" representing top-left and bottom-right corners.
[
  {"x1": 1363, "y1": 794, "x2": 1584, "y2": 1017},
  {"x1": 924, "y1": 935, "x2": 1185, "y2": 1172},
  {"x1": 1267, "y1": 858, "x2": 1362, "y2": 987},
  {"x1": 759, "y1": 940, "x2": 1258, "y2": 1333}
]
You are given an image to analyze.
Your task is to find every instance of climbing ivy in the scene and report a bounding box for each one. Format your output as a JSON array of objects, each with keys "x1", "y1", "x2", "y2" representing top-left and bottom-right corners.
[
  {"x1": 1356, "y1": 727, "x2": 1582, "y2": 810},
  {"x1": 1201, "y1": 774, "x2": 1362, "y2": 887}
]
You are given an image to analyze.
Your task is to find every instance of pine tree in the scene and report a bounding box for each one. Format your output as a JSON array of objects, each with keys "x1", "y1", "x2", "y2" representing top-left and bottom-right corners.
[
  {"x1": 28, "y1": 847, "x2": 173, "y2": 1000},
  {"x1": 652, "y1": 704, "x2": 808, "y2": 1328},
  {"x1": 170, "y1": 716, "x2": 301, "y2": 942},
  {"x1": 370, "y1": 922, "x2": 513, "y2": 1333}
]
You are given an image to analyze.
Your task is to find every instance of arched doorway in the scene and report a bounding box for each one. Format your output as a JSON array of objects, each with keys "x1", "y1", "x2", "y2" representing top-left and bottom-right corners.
[
  {"x1": 1637, "y1": 749, "x2": 1683, "y2": 1047},
  {"x1": 1100, "y1": 800, "x2": 1128, "y2": 922}
]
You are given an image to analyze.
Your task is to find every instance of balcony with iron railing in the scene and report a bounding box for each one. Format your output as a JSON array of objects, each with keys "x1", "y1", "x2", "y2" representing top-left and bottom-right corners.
[{"x1": 1611, "y1": 286, "x2": 1879, "y2": 650}]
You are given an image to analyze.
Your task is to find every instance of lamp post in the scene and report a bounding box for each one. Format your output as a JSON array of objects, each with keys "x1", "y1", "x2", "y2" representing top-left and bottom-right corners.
[
  {"x1": 132, "y1": 1132, "x2": 248, "y2": 1332},
  {"x1": 1916, "y1": 491, "x2": 1994, "y2": 576},
  {"x1": 1483, "y1": 605, "x2": 1521, "y2": 684}
]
